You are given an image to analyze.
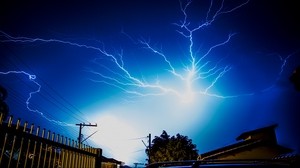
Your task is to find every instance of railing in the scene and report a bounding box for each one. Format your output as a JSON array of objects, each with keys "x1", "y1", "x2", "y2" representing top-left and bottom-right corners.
[{"x1": 0, "y1": 113, "x2": 102, "y2": 168}]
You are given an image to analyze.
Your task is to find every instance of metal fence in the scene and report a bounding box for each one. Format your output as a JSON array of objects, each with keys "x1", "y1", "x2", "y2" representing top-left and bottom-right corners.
[{"x1": 0, "y1": 113, "x2": 102, "y2": 168}]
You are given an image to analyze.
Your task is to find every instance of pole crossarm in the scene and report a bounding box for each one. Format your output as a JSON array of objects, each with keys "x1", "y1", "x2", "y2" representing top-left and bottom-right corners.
[{"x1": 76, "y1": 123, "x2": 97, "y2": 145}]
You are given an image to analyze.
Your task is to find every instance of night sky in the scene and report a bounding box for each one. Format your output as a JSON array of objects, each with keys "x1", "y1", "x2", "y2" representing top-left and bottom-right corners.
[{"x1": 1, "y1": 0, "x2": 300, "y2": 165}]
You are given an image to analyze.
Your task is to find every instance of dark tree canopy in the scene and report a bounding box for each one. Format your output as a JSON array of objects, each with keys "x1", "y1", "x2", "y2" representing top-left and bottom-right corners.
[
  {"x1": 0, "y1": 85, "x2": 9, "y2": 121},
  {"x1": 146, "y1": 130, "x2": 198, "y2": 163}
]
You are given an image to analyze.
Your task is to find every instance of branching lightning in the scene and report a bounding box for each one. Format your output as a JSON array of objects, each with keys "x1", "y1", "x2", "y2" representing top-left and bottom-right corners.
[
  {"x1": 0, "y1": 71, "x2": 75, "y2": 126},
  {"x1": 0, "y1": 0, "x2": 295, "y2": 107}
]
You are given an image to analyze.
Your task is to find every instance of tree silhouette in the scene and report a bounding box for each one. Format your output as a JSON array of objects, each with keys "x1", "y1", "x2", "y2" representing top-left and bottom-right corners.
[
  {"x1": 0, "y1": 85, "x2": 9, "y2": 121},
  {"x1": 146, "y1": 130, "x2": 198, "y2": 163}
]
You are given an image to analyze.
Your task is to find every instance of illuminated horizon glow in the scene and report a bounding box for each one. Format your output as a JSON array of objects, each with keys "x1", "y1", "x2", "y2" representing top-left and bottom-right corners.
[
  {"x1": 0, "y1": 0, "x2": 299, "y2": 165},
  {"x1": 85, "y1": 113, "x2": 146, "y2": 164}
]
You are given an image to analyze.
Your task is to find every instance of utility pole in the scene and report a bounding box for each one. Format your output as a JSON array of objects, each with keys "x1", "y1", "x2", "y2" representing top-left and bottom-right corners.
[
  {"x1": 76, "y1": 123, "x2": 97, "y2": 147},
  {"x1": 142, "y1": 133, "x2": 152, "y2": 165},
  {"x1": 148, "y1": 133, "x2": 151, "y2": 164}
]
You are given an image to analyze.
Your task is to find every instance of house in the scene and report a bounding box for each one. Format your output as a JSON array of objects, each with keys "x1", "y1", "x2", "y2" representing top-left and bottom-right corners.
[
  {"x1": 101, "y1": 156, "x2": 124, "y2": 168},
  {"x1": 198, "y1": 124, "x2": 293, "y2": 160}
]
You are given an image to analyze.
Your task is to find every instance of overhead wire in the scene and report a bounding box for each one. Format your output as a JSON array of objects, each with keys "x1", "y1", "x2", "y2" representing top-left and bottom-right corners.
[
  {"x1": 0, "y1": 49, "x2": 93, "y2": 140},
  {"x1": 1, "y1": 57, "x2": 78, "y2": 138},
  {"x1": 14, "y1": 53, "x2": 91, "y2": 122}
]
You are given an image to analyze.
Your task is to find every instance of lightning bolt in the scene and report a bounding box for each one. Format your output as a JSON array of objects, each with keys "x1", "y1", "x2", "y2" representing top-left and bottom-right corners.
[
  {"x1": 0, "y1": 71, "x2": 75, "y2": 127},
  {"x1": 0, "y1": 0, "x2": 294, "y2": 105}
]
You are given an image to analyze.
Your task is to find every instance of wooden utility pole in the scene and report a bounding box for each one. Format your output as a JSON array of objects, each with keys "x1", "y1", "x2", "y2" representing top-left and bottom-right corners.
[
  {"x1": 148, "y1": 133, "x2": 151, "y2": 164},
  {"x1": 76, "y1": 123, "x2": 97, "y2": 147},
  {"x1": 142, "y1": 133, "x2": 152, "y2": 164}
]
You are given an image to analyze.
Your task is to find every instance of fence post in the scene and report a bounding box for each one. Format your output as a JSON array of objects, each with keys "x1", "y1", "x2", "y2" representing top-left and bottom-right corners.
[
  {"x1": 95, "y1": 148, "x2": 102, "y2": 168},
  {"x1": 0, "y1": 115, "x2": 103, "y2": 168}
]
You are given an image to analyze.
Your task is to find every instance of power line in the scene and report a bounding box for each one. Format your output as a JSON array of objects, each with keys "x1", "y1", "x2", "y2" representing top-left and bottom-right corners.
[
  {"x1": 2, "y1": 51, "x2": 92, "y2": 124},
  {"x1": 14, "y1": 53, "x2": 91, "y2": 122},
  {"x1": 127, "y1": 136, "x2": 148, "y2": 141},
  {"x1": 1, "y1": 52, "x2": 93, "y2": 140}
]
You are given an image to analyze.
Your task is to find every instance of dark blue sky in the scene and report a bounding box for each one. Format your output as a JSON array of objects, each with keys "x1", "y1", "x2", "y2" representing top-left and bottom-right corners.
[{"x1": 1, "y1": 0, "x2": 300, "y2": 165}]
